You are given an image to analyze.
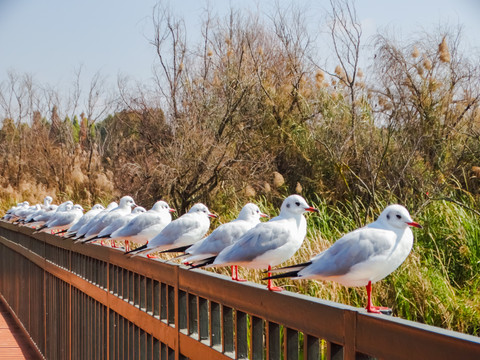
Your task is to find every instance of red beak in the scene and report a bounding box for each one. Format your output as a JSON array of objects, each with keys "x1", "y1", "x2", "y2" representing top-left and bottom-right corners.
[
  {"x1": 407, "y1": 221, "x2": 422, "y2": 229},
  {"x1": 305, "y1": 206, "x2": 319, "y2": 213},
  {"x1": 208, "y1": 213, "x2": 218, "y2": 218},
  {"x1": 169, "y1": 208, "x2": 176, "y2": 213},
  {"x1": 260, "y1": 213, "x2": 269, "y2": 218}
]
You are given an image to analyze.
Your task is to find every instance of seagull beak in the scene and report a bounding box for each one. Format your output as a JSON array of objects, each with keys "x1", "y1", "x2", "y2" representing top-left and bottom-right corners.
[
  {"x1": 407, "y1": 221, "x2": 422, "y2": 229},
  {"x1": 208, "y1": 213, "x2": 218, "y2": 218},
  {"x1": 260, "y1": 213, "x2": 269, "y2": 218},
  {"x1": 169, "y1": 208, "x2": 176, "y2": 213},
  {"x1": 305, "y1": 206, "x2": 319, "y2": 213}
]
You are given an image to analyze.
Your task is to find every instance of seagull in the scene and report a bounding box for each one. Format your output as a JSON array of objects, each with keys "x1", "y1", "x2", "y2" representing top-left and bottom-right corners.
[
  {"x1": 72, "y1": 201, "x2": 118, "y2": 239},
  {"x1": 125, "y1": 203, "x2": 217, "y2": 258},
  {"x1": 14, "y1": 204, "x2": 41, "y2": 223},
  {"x1": 2, "y1": 202, "x2": 24, "y2": 220},
  {"x1": 109, "y1": 200, "x2": 175, "y2": 251},
  {"x1": 4, "y1": 201, "x2": 29, "y2": 222},
  {"x1": 183, "y1": 203, "x2": 268, "y2": 281},
  {"x1": 26, "y1": 204, "x2": 59, "y2": 228},
  {"x1": 37, "y1": 204, "x2": 84, "y2": 234},
  {"x1": 264, "y1": 204, "x2": 422, "y2": 313},
  {"x1": 79, "y1": 196, "x2": 136, "y2": 242},
  {"x1": 22, "y1": 196, "x2": 53, "y2": 223},
  {"x1": 64, "y1": 204, "x2": 105, "y2": 237},
  {"x1": 208, "y1": 195, "x2": 318, "y2": 291},
  {"x1": 84, "y1": 206, "x2": 146, "y2": 244},
  {"x1": 34, "y1": 201, "x2": 73, "y2": 230}
]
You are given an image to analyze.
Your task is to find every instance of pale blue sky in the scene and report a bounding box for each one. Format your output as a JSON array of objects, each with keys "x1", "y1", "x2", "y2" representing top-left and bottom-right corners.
[{"x1": 1, "y1": 0, "x2": 479, "y2": 94}]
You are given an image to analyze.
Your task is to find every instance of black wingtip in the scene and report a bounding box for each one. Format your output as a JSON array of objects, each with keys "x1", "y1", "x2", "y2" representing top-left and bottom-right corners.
[
  {"x1": 161, "y1": 245, "x2": 191, "y2": 254},
  {"x1": 263, "y1": 270, "x2": 300, "y2": 281},
  {"x1": 124, "y1": 243, "x2": 147, "y2": 255},
  {"x1": 188, "y1": 256, "x2": 216, "y2": 269}
]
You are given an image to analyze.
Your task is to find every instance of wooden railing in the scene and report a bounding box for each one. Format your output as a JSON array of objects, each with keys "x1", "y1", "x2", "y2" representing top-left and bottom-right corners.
[{"x1": 0, "y1": 221, "x2": 479, "y2": 360}]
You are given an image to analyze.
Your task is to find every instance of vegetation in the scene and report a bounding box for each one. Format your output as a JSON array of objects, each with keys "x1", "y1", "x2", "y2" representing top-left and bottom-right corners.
[{"x1": 0, "y1": 1, "x2": 479, "y2": 335}]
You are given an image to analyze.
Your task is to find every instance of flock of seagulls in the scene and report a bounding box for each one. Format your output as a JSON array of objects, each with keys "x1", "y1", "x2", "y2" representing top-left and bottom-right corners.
[{"x1": 2, "y1": 194, "x2": 421, "y2": 314}]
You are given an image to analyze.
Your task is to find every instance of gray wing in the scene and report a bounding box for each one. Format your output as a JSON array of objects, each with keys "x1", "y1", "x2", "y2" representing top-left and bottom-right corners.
[
  {"x1": 191, "y1": 220, "x2": 251, "y2": 255},
  {"x1": 114, "y1": 213, "x2": 161, "y2": 237},
  {"x1": 215, "y1": 220, "x2": 290, "y2": 264},
  {"x1": 300, "y1": 227, "x2": 396, "y2": 278},
  {"x1": 149, "y1": 215, "x2": 199, "y2": 247}
]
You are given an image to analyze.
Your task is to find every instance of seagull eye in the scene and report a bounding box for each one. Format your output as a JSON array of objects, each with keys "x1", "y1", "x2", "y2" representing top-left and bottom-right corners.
[
  {"x1": 396, "y1": 214, "x2": 401, "y2": 219},
  {"x1": 295, "y1": 202, "x2": 300, "y2": 206}
]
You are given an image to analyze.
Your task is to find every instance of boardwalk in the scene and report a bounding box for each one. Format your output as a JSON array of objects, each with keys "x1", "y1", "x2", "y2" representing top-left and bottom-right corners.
[{"x1": 0, "y1": 299, "x2": 41, "y2": 360}]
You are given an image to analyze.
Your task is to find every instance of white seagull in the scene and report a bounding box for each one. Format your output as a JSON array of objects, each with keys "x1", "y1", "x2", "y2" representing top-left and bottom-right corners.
[
  {"x1": 184, "y1": 203, "x2": 268, "y2": 281},
  {"x1": 37, "y1": 204, "x2": 84, "y2": 234},
  {"x1": 109, "y1": 200, "x2": 175, "y2": 251},
  {"x1": 125, "y1": 203, "x2": 217, "y2": 258},
  {"x1": 73, "y1": 201, "x2": 118, "y2": 239},
  {"x1": 22, "y1": 196, "x2": 54, "y2": 223},
  {"x1": 210, "y1": 195, "x2": 318, "y2": 291},
  {"x1": 86, "y1": 206, "x2": 147, "y2": 244},
  {"x1": 64, "y1": 204, "x2": 105, "y2": 237},
  {"x1": 265, "y1": 204, "x2": 422, "y2": 313},
  {"x1": 80, "y1": 196, "x2": 136, "y2": 242}
]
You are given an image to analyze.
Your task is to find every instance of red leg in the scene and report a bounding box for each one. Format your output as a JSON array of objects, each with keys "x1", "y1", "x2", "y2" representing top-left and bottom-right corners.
[
  {"x1": 267, "y1": 265, "x2": 283, "y2": 291},
  {"x1": 365, "y1": 281, "x2": 390, "y2": 313},
  {"x1": 231, "y1": 265, "x2": 246, "y2": 282},
  {"x1": 124, "y1": 240, "x2": 130, "y2": 252}
]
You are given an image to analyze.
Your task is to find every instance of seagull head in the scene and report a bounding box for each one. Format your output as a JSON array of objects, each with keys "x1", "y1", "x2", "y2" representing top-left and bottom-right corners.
[
  {"x1": 91, "y1": 204, "x2": 105, "y2": 211},
  {"x1": 133, "y1": 206, "x2": 147, "y2": 214},
  {"x1": 188, "y1": 203, "x2": 217, "y2": 218},
  {"x1": 119, "y1": 196, "x2": 136, "y2": 208},
  {"x1": 73, "y1": 204, "x2": 84, "y2": 212},
  {"x1": 238, "y1": 203, "x2": 269, "y2": 221},
  {"x1": 152, "y1": 200, "x2": 176, "y2": 213},
  {"x1": 280, "y1": 195, "x2": 319, "y2": 216},
  {"x1": 379, "y1": 204, "x2": 422, "y2": 229}
]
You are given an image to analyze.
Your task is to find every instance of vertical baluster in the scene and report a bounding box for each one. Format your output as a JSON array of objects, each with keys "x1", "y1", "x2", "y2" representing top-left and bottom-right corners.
[
  {"x1": 267, "y1": 321, "x2": 280, "y2": 360},
  {"x1": 128, "y1": 271, "x2": 134, "y2": 304},
  {"x1": 153, "y1": 338, "x2": 160, "y2": 360},
  {"x1": 178, "y1": 290, "x2": 187, "y2": 331},
  {"x1": 235, "y1": 310, "x2": 248, "y2": 359},
  {"x1": 109, "y1": 310, "x2": 115, "y2": 360},
  {"x1": 188, "y1": 294, "x2": 198, "y2": 337},
  {"x1": 140, "y1": 275, "x2": 146, "y2": 310},
  {"x1": 146, "y1": 277, "x2": 153, "y2": 314},
  {"x1": 304, "y1": 335, "x2": 320, "y2": 360},
  {"x1": 210, "y1": 301, "x2": 221, "y2": 350},
  {"x1": 222, "y1": 305, "x2": 234, "y2": 355},
  {"x1": 198, "y1": 297, "x2": 209, "y2": 342},
  {"x1": 159, "y1": 283, "x2": 166, "y2": 320},
  {"x1": 284, "y1": 327, "x2": 298, "y2": 360},
  {"x1": 327, "y1": 342, "x2": 343, "y2": 360},
  {"x1": 167, "y1": 286, "x2": 175, "y2": 326},
  {"x1": 250, "y1": 316, "x2": 264, "y2": 360}
]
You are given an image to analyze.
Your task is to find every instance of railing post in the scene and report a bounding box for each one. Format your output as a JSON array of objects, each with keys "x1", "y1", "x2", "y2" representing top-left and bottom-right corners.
[{"x1": 344, "y1": 310, "x2": 357, "y2": 360}]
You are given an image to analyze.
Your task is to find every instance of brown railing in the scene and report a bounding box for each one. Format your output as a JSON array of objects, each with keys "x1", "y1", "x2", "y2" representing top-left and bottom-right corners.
[{"x1": 0, "y1": 221, "x2": 479, "y2": 360}]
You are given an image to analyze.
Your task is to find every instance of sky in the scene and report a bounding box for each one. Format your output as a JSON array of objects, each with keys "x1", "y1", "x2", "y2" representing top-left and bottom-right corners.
[{"x1": 0, "y1": 0, "x2": 479, "y2": 99}]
